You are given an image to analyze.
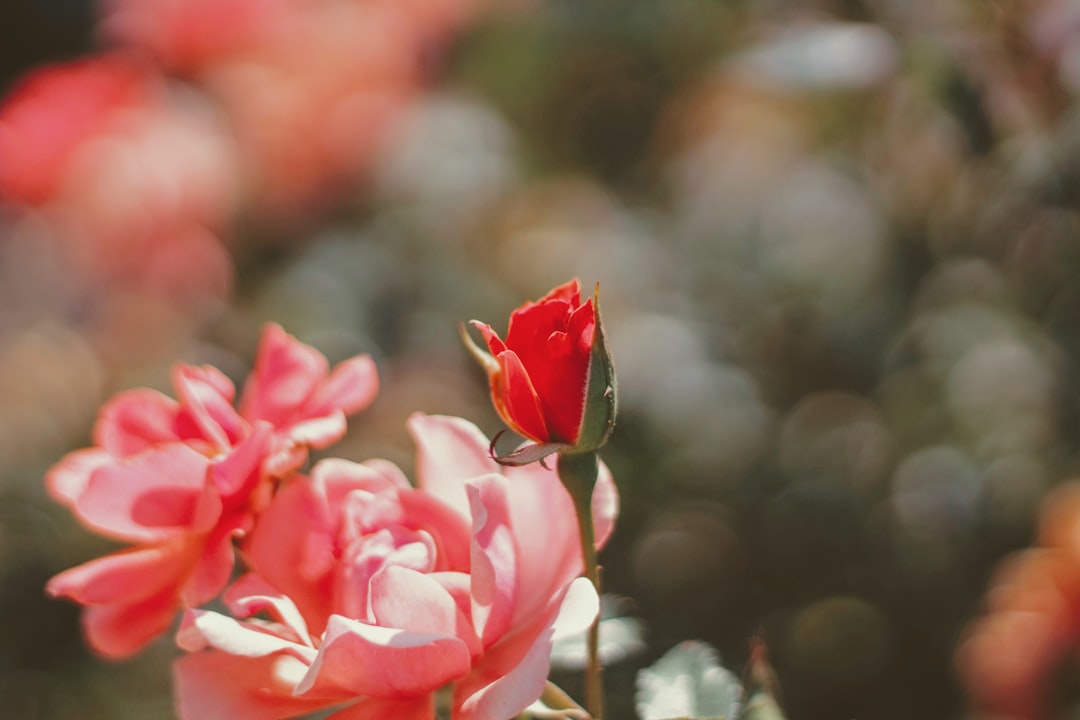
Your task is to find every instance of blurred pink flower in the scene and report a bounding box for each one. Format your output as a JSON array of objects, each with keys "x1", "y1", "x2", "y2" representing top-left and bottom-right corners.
[
  {"x1": 100, "y1": 0, "x2": 481, "y2": 78},
  {"x1": 0, "y1": 55, "x2": 145, "y2": 204},
  {"x1": 0, "y1": 54, "x2": 239, "y2": 306},
  {"x1": 99, "y1": 0, "x2": 291, "y2": 74},
  {"x1": 199, "y1": 0, "x2": 420, "y2": 212},
  {"x1": 101, "y1": 0, "x2": 484, "y2": 212},
  {"x1": 174, "y1": 413, "x2": 619, "y2": 719},
  {"x1": 47, "y1": 324, "x2": 378, "y2": 658}
]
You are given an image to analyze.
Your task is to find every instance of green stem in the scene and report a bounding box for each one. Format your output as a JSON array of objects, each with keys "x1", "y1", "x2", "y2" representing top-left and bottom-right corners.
[{"x1": 557, "y1": 452, "x2": 604, "y2": 720}]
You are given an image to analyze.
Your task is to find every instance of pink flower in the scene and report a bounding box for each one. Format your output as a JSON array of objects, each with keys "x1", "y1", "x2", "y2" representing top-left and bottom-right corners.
[
  {"x1": 173, "y1": 413, "x2": 619, "y2": 719},
  {"x1": 46, "y1": 324, "x2": 378, "y2": 658}
]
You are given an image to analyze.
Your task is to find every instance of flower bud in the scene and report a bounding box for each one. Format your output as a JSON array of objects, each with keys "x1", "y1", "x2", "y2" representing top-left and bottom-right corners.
[{"x1": 463, "y1": 279, "x2": 616, "y2": 462}]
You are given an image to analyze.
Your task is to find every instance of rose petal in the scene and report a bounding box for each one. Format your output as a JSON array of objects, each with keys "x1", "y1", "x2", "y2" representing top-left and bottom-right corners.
[
  {"x1": 245, "y1": 472, "x2": 336, "y2": 632},
  {"x1": 491, "y1": 349, "x2": 550, "y2": 443},
  {"x1": 369, "y1": 565, "x2": 480, "y2": 657},
  {"x1": 499, "y1": 460, "x2": 581, "y2": 628},
  {"x1": 46, "y1": 543, "x2": 191, "y2": 605},
  {"x1": 507, "y1": 294, "x2": 594, "y2": 444},
  {"x1": 472, "y1": 319, "x2": 508, "y2": 356},
  {"x1": 407, "y1": 413, "x2": 497, "y2": 519},
  {"x1": 239, "y1": 323, "x2": 327, "y2": 427},
  {"x1": 452, "y1": 621, "x2": 555, "y2": 720},
  {"x1": 45, "y1": 448, "x2": 112, "y2": 505},
  {"x1": 324, "y1": 696, "x2": 433, "y2": 720},
  {"x1": 294, "y1": 614, "x2": 470, "y2": 699},
  {"x1": 224, "y1": 574, "x2": 314, "y2": 647},
  {"x1": 181, "y1": 526, "x2": 236, "y2": 606},
  {"x1": 334, "y1": 526, "x2": 437, "y2": 620},
  {"x1": 92, "y1": 388, "x2": 181, "y2": 455},
  {"x1": 212, "y1": 422, "x2": 272, "y2": 501},
  {"x1": 74, "y1": 444, "x2": 217, "y2": 542},
  {"x1": 311, "y1": 457, "x2": 399, "y2": 496},
  {"x1": 81, "y1": 585, "x2": 180, "y2": 659},
  {"x1": 428, "y1": 570, "x2": 474, "y2": 633},
  {"x1": 467, "y1": 474, "x2": 517, "y2": 648},
  {"x1": 176, "y1": 609, "x2": 316, "y2": 662},
  {"x1": 454, "y1": 577, "x2": 598, "y2": 720},
  {"x1": 174, "y1": 651, "x2": 336, "y2": 720},
  {"x1": 281, "y1": 411, "x2": 347, "y2": 450},
  {"x1": 362, "y1": 458, "x2": 412, "y2": 489},
  {"x1": 173, "y1": 364, "x2": 244, "y2": 449},
  {"x1": 306, "y1": 354, "x2": 380, "y2": 418},
  {"x1": 396, "y1": 491, "x2": 473, "y2": 571}
]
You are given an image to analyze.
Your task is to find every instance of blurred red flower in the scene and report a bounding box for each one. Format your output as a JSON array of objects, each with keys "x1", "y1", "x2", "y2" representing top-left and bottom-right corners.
[{"x1": 958, "y1": 483, "x2": 1080, "y2": 719}]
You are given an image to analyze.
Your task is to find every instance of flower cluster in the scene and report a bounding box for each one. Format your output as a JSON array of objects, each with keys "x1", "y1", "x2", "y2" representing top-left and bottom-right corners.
[
  {"x1": 174, "y1": 414, "x2": 616, "y2": 719},
  {"x1": 46, "y1": 323, "x2": 379, "y2": 658},
  {"x1": 48, "y1": 283, "x2": 619, "y2": 719}
]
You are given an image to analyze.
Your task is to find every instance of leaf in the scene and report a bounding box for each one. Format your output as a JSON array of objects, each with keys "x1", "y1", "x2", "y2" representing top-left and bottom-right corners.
[
  {"x1": 550, "y1": 594, "x2": 646, "y2": 670},
  {"x1": 635, "y1": 641, "x2": 742, "y2": 720}
]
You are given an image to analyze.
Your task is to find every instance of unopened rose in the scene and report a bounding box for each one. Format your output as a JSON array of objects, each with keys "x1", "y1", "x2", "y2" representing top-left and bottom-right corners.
[{"x1": 467, "y1": 279, "x2": 616, "y2": 453}]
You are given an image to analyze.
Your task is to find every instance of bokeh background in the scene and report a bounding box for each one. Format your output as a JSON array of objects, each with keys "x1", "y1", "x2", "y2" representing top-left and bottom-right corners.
[{"x1": 4, "y1": 1, "x2": 1080, "y2": 718}]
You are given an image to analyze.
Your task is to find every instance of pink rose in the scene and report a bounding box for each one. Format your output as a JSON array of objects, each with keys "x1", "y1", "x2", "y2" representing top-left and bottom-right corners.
[
  {"x1": 46, "y1": 324, "x2": 378, "y2": 658},
  {"x1": 173, "y1": 413, "x2": 619, "y2": 719}
]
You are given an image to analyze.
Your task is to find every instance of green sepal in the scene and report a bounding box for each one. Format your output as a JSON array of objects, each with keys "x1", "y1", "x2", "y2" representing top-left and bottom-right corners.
[
  {"x1": 570, "y1": 283, "x2": 617, "y2": 454},
  {"x1": 459, "y1": 322, "x2": 500, "y2": 375}
]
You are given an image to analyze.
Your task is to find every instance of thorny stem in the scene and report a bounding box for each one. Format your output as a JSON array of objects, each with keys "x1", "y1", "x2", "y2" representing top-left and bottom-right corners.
[{"x1": 557, "y1": 451, "x2": 604, "y2": 720}]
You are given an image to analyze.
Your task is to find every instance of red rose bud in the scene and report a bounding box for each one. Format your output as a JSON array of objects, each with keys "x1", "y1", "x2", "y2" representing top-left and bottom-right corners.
[{"x1": 464, "y1": 279, "x2": 616, "y2": 459}]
